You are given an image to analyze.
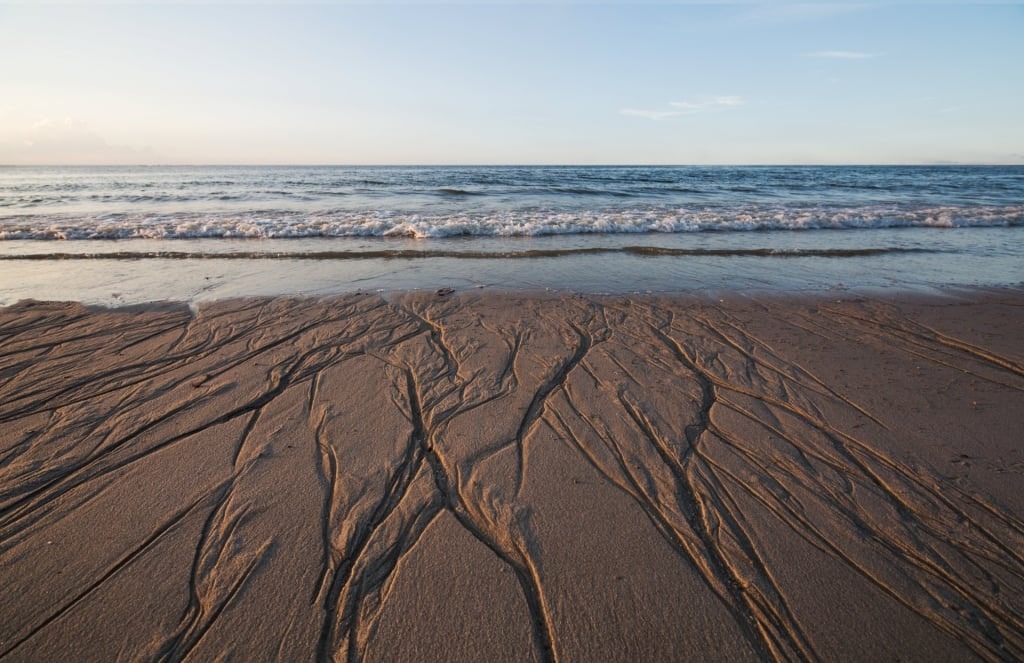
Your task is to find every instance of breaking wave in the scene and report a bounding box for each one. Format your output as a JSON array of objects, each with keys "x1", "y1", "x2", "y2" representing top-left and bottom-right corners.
[{"x1": 1, "y1": 205, "x2": 1021, "y2": 240}]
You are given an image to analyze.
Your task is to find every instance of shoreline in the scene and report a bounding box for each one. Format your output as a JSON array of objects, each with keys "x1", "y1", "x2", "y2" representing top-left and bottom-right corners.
[
  {"x1": 5, "y1": 281, "x2": 1023, "y2": 319},
  {"x1": 2, "y1": 225, "x2": 1022, "y2": 308},
  {"x1": 2, "y1": 289, "x2": 1022, "y2": 660}
]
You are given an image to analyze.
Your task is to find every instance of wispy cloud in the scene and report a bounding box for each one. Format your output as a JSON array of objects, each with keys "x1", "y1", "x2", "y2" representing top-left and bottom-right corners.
[
  {"x1": 619, "y1": 108, "x2": 683, "y2": 121},
  {"x1": 621, "y1": 96, "x2": 746, "y2": 120},
  {"x1": 670, "y1": 96, "x2": 747, "y2": 112},
  {"x1": 805, "y1": 50, "x2": 877, "y2": 59},
  {"x1": 711, "y1": 96, "x2": 745, "y2": 107}
]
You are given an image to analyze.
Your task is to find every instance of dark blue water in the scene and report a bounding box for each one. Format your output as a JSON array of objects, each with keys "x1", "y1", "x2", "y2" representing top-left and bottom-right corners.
[
  {"x1": 1, "y1": 165, "x2": 1021, "y2": 240},
  {"x1": 1, "y1": 166, "x2": 1021, "y2": 305}
]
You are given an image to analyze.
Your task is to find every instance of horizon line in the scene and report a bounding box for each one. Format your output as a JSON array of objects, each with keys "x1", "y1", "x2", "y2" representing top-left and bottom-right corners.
[{"x1": 3, "y1": 162, "x2": 1023, "y2": 168}]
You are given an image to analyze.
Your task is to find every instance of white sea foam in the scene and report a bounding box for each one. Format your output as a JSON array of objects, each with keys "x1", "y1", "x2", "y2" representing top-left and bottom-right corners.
[{"x1": 1, "y1": 205, "x2": 1022, "y2": 240}]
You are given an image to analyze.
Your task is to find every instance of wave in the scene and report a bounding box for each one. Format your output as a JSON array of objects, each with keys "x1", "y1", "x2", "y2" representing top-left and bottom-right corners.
[
  {"x1": 543, "y1": 186, "x2": 634, "y2": 196},
  {"x1": 1, "y1": 205, "x2": 1021, "y2": 240},
  {"x1": 0, "y1": 247, "x2": 945, "y2": 261},
  {"x1": 437, "y1": 188, "x2": 486, "y2": 196}
]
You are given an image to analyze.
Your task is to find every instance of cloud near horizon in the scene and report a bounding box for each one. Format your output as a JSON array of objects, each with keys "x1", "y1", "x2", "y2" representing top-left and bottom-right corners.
[{"x1": 0, "y1": 117, "x2": 156, "y2": 165}]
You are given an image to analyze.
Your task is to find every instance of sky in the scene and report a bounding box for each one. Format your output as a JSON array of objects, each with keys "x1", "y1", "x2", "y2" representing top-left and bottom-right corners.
[{"x1": 1, "y1": 1, "x2": 1022, "y2": 165}]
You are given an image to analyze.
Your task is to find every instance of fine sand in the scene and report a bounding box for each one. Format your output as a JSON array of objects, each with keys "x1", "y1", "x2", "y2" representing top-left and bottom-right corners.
[{"x1": 1, "y1": 289, "x2": 1022, "y2": 662}]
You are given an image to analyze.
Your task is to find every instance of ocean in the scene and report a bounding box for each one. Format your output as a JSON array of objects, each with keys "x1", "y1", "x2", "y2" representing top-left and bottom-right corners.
[{"x1": 1, "y1": 165, "x2": 1022, "y2": 305}]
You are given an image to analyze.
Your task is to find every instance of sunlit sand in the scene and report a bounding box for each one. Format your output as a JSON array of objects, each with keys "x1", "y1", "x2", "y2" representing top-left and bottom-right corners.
[{"x1": 2, "y1": 290, "x2": 1022, "y2": 660}]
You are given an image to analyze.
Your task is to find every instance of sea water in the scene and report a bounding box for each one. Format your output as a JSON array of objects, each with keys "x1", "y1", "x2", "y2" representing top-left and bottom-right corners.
[{"x1": 1, "y1": 165, "x2": 1021, "y2": 305}]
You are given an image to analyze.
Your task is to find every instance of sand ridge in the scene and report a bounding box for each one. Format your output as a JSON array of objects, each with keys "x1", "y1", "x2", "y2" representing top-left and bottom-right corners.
[{"x1": 1, "y1": 291, "x2": 1023, "y2": 662}]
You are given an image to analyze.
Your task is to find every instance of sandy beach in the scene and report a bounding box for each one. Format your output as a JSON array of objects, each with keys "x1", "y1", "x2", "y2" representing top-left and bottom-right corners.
[{"x1": 1, "y1": 289, "x2": 1022, "y2": 662}]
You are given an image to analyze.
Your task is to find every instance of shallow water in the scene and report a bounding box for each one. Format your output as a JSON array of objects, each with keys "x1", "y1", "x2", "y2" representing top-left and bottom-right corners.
[{"x1": 1, "y1": 226, "x2": 1021, "y2": 307}]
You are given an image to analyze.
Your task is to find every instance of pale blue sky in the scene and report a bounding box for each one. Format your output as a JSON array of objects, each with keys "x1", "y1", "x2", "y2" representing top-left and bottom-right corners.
[{"x1": 1, "y1": 1, "x2": 1022, "y2": 165}]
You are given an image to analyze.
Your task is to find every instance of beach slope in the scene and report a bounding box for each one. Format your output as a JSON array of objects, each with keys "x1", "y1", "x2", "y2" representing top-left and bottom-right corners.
[{"x1": 1, "y1": 291, "x2": 1023, "y2": 661}]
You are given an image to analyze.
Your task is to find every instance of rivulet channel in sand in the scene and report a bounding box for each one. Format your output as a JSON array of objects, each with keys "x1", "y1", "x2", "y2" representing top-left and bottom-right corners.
[{"x1": 1, "y1": 291, "x2": 1022, "y2": 661}]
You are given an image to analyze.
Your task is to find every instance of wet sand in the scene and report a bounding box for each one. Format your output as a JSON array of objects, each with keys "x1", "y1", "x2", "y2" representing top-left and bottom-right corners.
[{"x1": 1, "y1": 289, "x2": 1022, "y2": 661}]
